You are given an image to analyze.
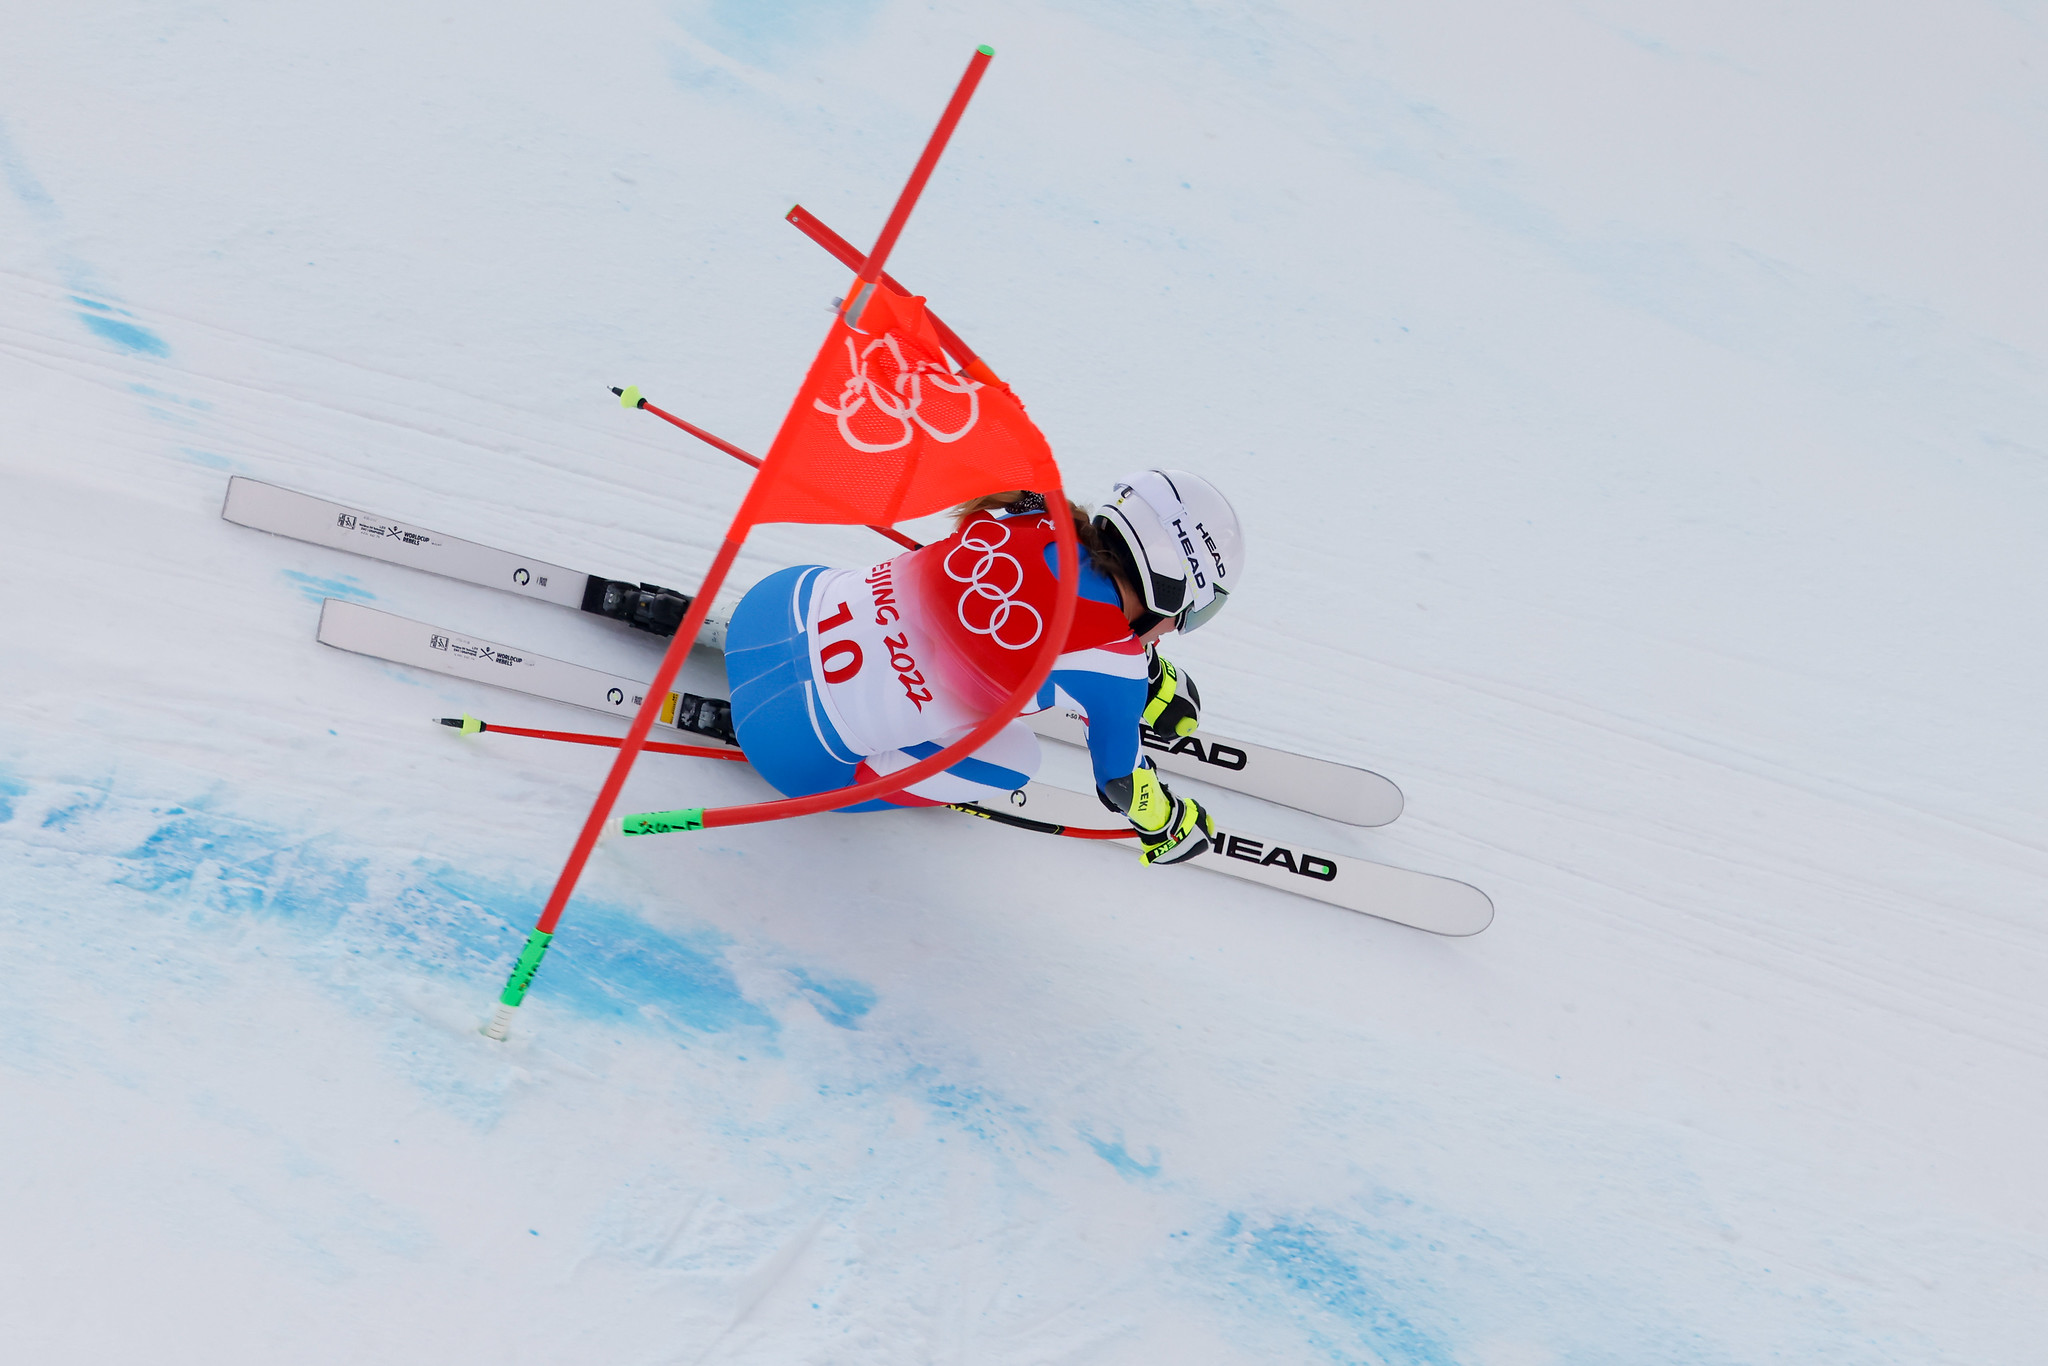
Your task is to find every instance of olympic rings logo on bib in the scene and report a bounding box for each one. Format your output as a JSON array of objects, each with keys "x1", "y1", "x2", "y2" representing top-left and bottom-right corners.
[{"x1": 943, "y1": 520, "x2": 1044, "y2": 650}]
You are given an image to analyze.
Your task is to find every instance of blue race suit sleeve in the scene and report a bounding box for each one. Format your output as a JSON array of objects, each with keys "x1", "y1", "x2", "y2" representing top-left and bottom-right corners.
[
  {"x1": 1048, "y1": 664, "x2": 1146, "y2": 788},
  {"x1": 1037, "y1": 540, "x2": 1148, "y2": 790}
]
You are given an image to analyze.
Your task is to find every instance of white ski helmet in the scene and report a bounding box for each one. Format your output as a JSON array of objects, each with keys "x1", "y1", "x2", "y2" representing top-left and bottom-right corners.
[{"x1": 1093, "y1": 469, "x2": 1245, "y2": 634}]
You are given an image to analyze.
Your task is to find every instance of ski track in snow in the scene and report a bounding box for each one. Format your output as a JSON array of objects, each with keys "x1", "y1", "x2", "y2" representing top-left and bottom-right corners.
[{"x1": 3, "y1": 2, "x2": 2046, "y2": 1363}]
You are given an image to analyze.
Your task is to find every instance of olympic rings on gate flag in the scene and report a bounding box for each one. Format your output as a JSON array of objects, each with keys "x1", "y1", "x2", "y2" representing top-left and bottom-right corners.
[
  {"x1": 942, "y1": 519, "x2": 1044, "y2": 650},
  {"x1": 814, "y1": 331, "x2": 981, "y2": 454}
]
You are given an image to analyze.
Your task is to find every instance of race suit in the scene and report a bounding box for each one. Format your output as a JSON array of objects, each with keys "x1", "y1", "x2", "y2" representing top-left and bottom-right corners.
[{"x1": 723, "y1": 506, "x2": 1147, "y2": 811}]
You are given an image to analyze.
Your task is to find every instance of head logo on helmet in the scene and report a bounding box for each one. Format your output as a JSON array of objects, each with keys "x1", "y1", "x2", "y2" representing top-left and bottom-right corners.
[
  {"x1": 1169, "y1": 517, "x2": 1207, "y2": 590},
  {"x1": 1093, "y1": 470, "x2": 1245, "y2": 635}
]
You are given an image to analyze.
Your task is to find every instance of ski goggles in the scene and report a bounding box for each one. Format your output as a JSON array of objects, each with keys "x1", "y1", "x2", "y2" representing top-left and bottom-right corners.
[{"x1": 1175, "y1": 583, "x2": 1229, "y2": 635}]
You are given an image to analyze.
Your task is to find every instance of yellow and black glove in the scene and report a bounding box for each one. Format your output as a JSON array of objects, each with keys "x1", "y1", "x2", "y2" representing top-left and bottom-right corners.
[
  {"x1": 1142, "y1": 649, "x2": 1201, "y2": 740},
  {"x1": 1100, "y1": 760, "x2": 1215, "y2": 866}
]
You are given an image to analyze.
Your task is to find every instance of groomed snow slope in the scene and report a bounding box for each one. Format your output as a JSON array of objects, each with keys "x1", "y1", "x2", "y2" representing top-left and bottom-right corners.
[{"x1": 2, "y1": 3, "x2": 2044, "y2": 1362}]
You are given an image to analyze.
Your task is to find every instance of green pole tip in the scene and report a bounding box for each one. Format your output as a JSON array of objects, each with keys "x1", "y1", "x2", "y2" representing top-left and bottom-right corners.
[
  {"x1": 461, "y1": 714, "x2": 484, "y2": 735},
  {"x1": 621, "y1": 807, "x2": 706, "y2": 836},
  {"x1": 618, "y1": 384, "x2": 644, "y2": 409},
  {"x1": 497, "y1": 928, "x2": 554, "y2": 1007},
  {"x1": 977, "y1": 44, "x2": 995, "y2": 56}
]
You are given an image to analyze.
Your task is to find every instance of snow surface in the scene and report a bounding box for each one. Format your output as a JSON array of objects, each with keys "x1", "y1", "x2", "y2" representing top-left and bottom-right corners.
[{"x1": 3, "y1": 2, "x2": 2045, "y2": 1361}]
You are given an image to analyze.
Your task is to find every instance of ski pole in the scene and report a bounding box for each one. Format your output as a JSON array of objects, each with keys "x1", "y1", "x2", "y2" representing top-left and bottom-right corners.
[
  {"x1": 939, "y1": 802, "x2": 1137, "y2": 841},
  {"x1": 436, "y1": 715, "x2": 746, "y2": 763},
  {"x1": 612, "y1": 390, "x2": 763, "y2": 469},
  {"x1": 610, "y1": 386, "x2": 922, "y2": 552},
  {"x1": 608, "y1": 799, "x2": 1138, "y2": 843},
  {"x1": 440, "y1": 716, "x2": 1134, "y2": 841}
]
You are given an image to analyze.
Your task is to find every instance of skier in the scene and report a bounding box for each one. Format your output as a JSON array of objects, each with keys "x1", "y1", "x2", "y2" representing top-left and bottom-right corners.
[{"x1": 675, "y1": 470, "x2": 1244, "y2": 865}]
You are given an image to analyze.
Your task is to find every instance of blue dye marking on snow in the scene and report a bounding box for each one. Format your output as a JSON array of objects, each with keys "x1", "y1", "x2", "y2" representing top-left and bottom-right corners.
[
  {"x1": 115, "y1": 804, "x2": 370, "y2": 922},
  {"x1": 788, "y1": 967, "x2": 875, "y2": 1029},
  {"x1": 282, "y1": 571, "x2": 374, "y2": 604},
  {"x1": 179, "y1": 448, "x2": 238, "y2": 471},
  {"x1": 76, "y1": 792, "x2": 780, "y2": 1041},
  {"x1": 78, "y1": 310, "x2": 170, "y2": 357},
  {"x1": 72, "y1": 296, "x2": 144, "y2": 318},
  {"x1": 696, "y1": 0, "x2": 880, "y2": 66},
  {"x1": 1078, "y1": 1126, "x2": 1161, "y2": 1180},
  {"x1": 911, "y1": 1074, "x2": 1044, "y2": 1148},
  {"x1": 0, "y1": 118, "x2": 59, "y2": 218},
  {"x1": 537, "y1": 894, "x2": 777, "y2": 1038},
  {"x1": 39, "y1": 782, "x2": 111, "y2": 831},
  {"x1": 278, "y1": 857, "x2": 783, "y2": 1040},
  {"x1": 0, "y1": 766, "x2": 26, "y2": 825},
  {"x1": 921, "y1": 1081, "x2": 983, "y2": 1119},
  {"x1": 128, "y1": 382, "x2": 210, "y2": 407},
  {"x1": 1217, "y1": 1213, "x2": 1455, "y2": 1366},
  {"x1": 663, "y1": 44, "x2": 758, "y2": 99}
]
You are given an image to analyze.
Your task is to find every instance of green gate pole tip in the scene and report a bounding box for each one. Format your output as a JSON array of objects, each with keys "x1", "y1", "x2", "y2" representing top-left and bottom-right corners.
[
  {"x1": 616, "y1": 384, "x2": 645, "y2": 409},
  {"x1": 977, "y1": 44, "x2": 994, "y2": 55},
  {"x1": 621, "y1": 807, "x2": 706, "y2": 836},
  {"x1": 483, "y1": 928, "x2": 554, "y2": 1040}
]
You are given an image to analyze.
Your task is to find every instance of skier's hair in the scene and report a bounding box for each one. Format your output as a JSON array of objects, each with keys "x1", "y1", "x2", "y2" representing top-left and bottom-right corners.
[{"x1": 952, "y1": 491, "x2": 1122, "y2": 586}]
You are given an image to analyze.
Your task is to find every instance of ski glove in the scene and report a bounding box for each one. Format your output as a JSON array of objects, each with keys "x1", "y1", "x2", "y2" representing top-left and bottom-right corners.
[
  {"x1": 1142, "y1": 649, "x2": 1201, "y2": 739},
  {"x1": 1100, "y1": 760, "x2": 1215, "y2": 866}
]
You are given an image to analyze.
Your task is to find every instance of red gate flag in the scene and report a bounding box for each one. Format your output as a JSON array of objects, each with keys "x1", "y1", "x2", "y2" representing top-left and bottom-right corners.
[{"x1": 736, "y1": 286, "x2": 1058, "y2": 530}]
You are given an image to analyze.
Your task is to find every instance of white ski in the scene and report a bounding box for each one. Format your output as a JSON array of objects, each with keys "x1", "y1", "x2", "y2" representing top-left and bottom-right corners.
[
  {"x1": 224, "y1": 476, "x2": 723, "y2": 646},
  {"x1": 316, "y1": 599, "x2": 1490, "y2": 935},
  {"x1": 315, "y1": 598, "x2": 735, "y2": 740},
  {"x1": 227, "y1": 476, "x2": 592, "y2": 610},
  {"x1": 234, "y1": 477, "x2": 1395, "y2": 823},
  {"x1": 949, "y1": 783, "x2": 1490, "y2": 936},
  {"x1": 1024, "y1": 706, "x2": 1401, "y2": 827}
]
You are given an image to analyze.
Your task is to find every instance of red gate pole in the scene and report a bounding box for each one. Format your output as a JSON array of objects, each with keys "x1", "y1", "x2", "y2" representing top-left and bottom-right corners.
[
  {"x1": 482, "y1": 533, "x2": 745, "y2": 1040},
  {"x1": 842, "y1": 45, "x2": 994, "y2": 330},
  {"x1": 485, "y1": 46, "x2": 1002, "y2": 1041},
  {"x1": 785, "y1": 204, "x2": 995, "y2": 385}
]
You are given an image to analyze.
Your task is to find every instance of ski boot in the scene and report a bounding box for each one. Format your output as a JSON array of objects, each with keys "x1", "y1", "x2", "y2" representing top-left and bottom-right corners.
[
  {"x1": 583, "y1": 578, "x2": 692, "y2": 636},
  {"x1": 673, "y1": 693, "x2": 736, "y2": 747}
]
